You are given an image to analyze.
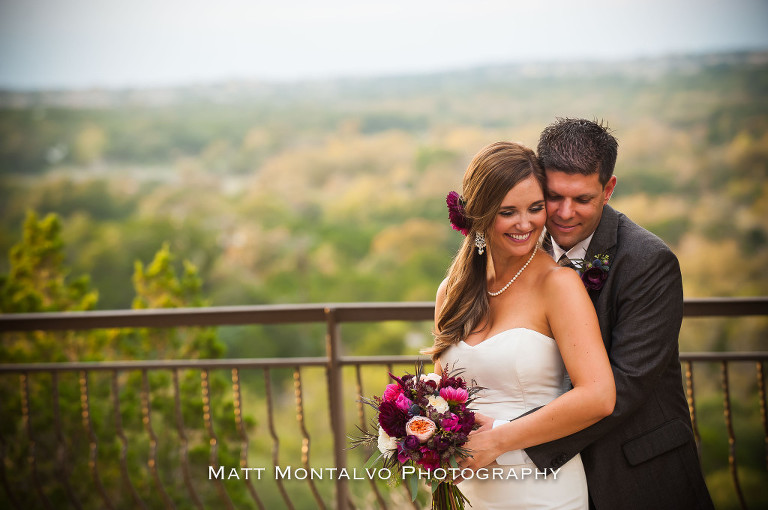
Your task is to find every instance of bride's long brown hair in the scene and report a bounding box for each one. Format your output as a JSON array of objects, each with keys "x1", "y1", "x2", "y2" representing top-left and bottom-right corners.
[{"x1": 424, "y1": 141, "x2": 545, "y2": 362}]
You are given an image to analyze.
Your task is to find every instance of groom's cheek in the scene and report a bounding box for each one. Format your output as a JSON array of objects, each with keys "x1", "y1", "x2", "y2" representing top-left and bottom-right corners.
[{"x1": 545, "y1": 199, "x2": 557, "y2": 218}]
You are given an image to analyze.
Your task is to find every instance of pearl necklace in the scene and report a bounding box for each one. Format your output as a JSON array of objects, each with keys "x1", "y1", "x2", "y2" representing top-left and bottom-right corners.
[{"x1": 487, "y1": 244, "x2": 538, "y2": 297}]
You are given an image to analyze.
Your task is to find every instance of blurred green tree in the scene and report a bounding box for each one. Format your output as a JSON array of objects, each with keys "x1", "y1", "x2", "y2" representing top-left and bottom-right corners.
[
  {"x1": 0, "y1": 214, "x2": 249, "y2": 508},
  {"x1": 0, "y1": 210, "x2": 98, "y2": 315}
]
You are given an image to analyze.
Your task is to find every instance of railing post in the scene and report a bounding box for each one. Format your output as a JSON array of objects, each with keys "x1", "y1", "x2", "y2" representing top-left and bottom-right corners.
[{"x1": 325, "y1": 307, "x2": 349, "y2": 510}]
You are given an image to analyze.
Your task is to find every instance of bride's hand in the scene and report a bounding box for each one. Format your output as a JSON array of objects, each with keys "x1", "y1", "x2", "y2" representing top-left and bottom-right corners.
[{"x1": 469, "y1": 412, "x2": 494, "y2": 435}]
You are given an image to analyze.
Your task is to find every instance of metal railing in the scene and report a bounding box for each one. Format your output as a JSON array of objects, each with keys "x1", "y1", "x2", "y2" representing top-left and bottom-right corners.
[{"x1": 1, "y1": 298, "x2": 767, "y2": 509}]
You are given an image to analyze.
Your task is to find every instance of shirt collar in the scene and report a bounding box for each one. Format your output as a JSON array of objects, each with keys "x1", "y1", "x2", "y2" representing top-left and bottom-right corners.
[{"x1": 550, "y1": 232, "x2": 595, "y2": 262}]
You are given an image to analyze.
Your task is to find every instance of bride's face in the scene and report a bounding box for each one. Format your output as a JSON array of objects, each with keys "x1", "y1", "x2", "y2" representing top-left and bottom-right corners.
[{"x1": 489, "y1": 174, "x2": 546, "y2": 260}]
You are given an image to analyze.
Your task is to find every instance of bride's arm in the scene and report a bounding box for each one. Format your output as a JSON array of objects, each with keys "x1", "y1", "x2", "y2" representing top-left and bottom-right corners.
[{"x1": 461, "y1": 267, "x2": 615, "y2": 469}]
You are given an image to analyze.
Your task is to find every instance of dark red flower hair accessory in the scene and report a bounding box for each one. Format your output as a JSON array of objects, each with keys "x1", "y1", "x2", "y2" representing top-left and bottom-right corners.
[{"x1": 446, "y1": 191, "x2": 470, "y2": 236}]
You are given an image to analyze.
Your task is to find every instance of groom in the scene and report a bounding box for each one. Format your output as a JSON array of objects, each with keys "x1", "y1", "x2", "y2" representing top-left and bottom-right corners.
[{"x1": 525, "y1": 118, "x2": 714, "y2": 509}]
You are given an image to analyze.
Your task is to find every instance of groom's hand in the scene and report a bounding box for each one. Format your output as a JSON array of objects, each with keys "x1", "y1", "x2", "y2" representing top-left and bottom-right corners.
[
  {"x1": 453, "y1": 413, "x2": 498, "y2": 483},
  {"x1": 454, "y1": 428, "x2": 501, "y2": 483}
]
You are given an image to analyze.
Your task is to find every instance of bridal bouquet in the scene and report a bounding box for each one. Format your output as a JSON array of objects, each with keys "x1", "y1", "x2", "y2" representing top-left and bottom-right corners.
[{"x1": 351, "y1": 364, "x2": 481, "y2": 509}]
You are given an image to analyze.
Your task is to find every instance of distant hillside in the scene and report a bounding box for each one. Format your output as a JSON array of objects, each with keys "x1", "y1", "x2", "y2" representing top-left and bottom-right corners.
[
  {"x1": 1, "y1": 50, "x2": 766, "y2": 109},
  {"x1": 1, "y1": 50, "x2": 766, "y2": 353}
]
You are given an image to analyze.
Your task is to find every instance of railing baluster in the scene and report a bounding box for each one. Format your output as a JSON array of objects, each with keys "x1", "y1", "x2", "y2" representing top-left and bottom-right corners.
[
  {"x1": 684, "y1": 361, "x2": 702, "y2": 460},
  {"x1": 265, "y1": 367, "x2": 295, "y2": 509},
  {"x1": 79, "y1": 370, "x2": 114, "y2": 509},
  {"x1": 232, "y1": 368, "x2": 265, "y2": 510},
  {"x1": 141, "y1": 369, "x2": 176, "y2": 509},
  {"x1": 172, "y1": 369, "x2": 204, "y2": 509},
  {"x1": 354, "y1": 364, "x2": 367, "y2": 431},
  {"x1": 325, "y1": 307, "x2": 350, "y2": 510},
  {"x1": 201, "y1": 368, "x2": 235, "y2": 509},
  {"x1": 721, "y1": 362, "x2": 747, "y2": 509},
  {"x1": 294, "y1": 366, "x2": 327, "y2": 509},
  {"x1": 757, "y1": 361, "x2": 767, "y2": 472},
  {"x1": 112, "y1": 370, "x2": 146, "y2": 508},
  {"x1": 355, "y1": 364, "x2": 387, "y2": 510},
  {"x1": 21, "y1": 373, "x2": 53, "y2": 509},
  {"x1": 52, "y1": 372, "x2": 82, "y2": 509}
]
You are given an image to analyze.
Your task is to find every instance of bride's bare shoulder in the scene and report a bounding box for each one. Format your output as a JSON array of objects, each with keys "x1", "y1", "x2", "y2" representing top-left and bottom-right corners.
[
  {"x1": 541, "y1": 261, "x2": 586, "y2": 296},
  {"x1": 529, "y1": 251, "x2": 559, "y2": 281},
  {"x1": 522, "y1": 253, "x2": 565, "y2": 296},
  {"x1": 436, "y1": 277, "x2": 450, "y2": 297},
  {"x1": 435, "y1": 277, "x2": 450, "y2": 310}
]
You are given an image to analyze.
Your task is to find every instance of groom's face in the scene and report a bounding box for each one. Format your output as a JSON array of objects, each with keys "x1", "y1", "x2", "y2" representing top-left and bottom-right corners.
[{"x1": 544, "y1": 170, "x2": 616, "y2": 250}]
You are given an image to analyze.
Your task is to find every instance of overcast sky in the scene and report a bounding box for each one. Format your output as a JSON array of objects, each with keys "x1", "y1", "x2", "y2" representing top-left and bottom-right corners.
[{"x1": 1, "y1": 0, "x2": 767, "y2": 89}]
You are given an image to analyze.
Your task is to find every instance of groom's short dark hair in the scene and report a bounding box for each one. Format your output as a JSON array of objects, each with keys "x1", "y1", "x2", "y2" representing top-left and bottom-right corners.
[{"x1": 537, "y1": 118, "x2": 618, "y2": 186}]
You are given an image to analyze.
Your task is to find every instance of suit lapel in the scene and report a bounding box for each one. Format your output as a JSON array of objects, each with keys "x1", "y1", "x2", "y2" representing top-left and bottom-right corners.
[
  {"x1": 586, "y1": 205, "x2": 619, "y2": 259},
  {"x1": 583, "y1": 205, "x2": 619, "y2": 308}
]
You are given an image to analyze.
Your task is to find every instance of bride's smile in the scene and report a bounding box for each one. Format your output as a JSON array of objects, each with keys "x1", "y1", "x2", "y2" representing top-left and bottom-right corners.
[
  {"x1": 490, "y1": 174, "x2": 546, "y2": 261},
  {"x1": 505, "y1": 231, "x2": 532, "y2": 242}
]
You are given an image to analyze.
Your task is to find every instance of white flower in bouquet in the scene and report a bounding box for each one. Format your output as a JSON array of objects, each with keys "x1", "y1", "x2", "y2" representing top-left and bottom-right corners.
[
  {"x1": 377, "y1": 426, "x2": 397, "y2": 457},
  {"x1": 420, "y1": 372, "x2": 442, "y2": 386},
  {"x1": 428, "y1": 395, "x2": 450, "y2": 414}
]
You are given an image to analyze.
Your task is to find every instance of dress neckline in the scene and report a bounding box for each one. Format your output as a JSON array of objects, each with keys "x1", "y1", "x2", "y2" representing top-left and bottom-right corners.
[{"x1": 460, "y1": 327, "x2": 553, "y2": 348}]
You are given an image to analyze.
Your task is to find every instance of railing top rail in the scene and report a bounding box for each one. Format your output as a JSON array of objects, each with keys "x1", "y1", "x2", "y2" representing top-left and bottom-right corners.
[
  {"x1": 0, "y1": 352, "x2": 765, "y2": 373},
  {"x1": 0, "y1": 301, "x2": 436, "y2": 332},
  {"x1": 682, "y1": 297, "x2": 768, "y2": 317},
  {"x1": 0, "y1": 357, "x2": 329, "y2": 372},
  {"x1": 0, "y1": 297, "x2": 766, "y2": 332},
  {"x1": 678, "y1": 352, "x2": 768, "y2": 362}
]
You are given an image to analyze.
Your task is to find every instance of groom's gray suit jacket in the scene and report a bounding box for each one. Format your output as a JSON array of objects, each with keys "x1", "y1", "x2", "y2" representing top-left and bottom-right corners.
[{"x1": 525, "y1": 205, "x2": 713, "y2": 510}]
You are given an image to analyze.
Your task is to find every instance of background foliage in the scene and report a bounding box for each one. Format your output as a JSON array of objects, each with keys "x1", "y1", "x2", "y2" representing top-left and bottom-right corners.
[{"x1": 1, "y1": 51, "x2": 767, "y2": 508}]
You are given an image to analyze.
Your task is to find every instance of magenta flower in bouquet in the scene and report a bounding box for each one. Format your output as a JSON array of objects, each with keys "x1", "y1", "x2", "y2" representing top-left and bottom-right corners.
[{"x1": 351, "y1": 364, "x2": 481, "y2": 509}]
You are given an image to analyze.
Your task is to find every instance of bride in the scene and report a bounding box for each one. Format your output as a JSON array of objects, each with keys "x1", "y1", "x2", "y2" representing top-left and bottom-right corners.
[{"x1": 425, "y1": 141, "x2": 615, "y2": 509}]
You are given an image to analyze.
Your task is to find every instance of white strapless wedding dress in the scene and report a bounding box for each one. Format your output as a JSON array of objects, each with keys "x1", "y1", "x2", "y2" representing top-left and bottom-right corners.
[{"x1": 440, "y1": 328, "x2": 588, "y2": 510}]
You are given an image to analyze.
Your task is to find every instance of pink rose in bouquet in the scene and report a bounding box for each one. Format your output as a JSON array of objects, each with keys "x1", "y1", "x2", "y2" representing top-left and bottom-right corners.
[
  {"x1": 383, "y1": 383, "x2": 403, "y2": 401},
  {"x1": 396, "y1": 393, "x2": 415, "y2": 411},
  {"x1": 406, "y1": 416, "x2": 437, "y2": 443}
]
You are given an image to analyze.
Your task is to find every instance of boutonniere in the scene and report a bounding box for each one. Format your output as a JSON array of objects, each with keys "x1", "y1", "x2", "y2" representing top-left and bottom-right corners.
[{"x1": 571, "y1": 254, "x2": 611, "y2": 291}]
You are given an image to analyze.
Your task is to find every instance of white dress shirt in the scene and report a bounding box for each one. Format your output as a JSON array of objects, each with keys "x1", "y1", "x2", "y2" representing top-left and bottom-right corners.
[{"x1": 550, "y1": 232, "x2": 594, "y2": 263}]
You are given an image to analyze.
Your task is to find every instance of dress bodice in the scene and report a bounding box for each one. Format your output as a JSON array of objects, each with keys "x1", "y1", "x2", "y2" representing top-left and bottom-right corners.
[
  {"x1": 438, "y1": 328, "x2": 588, "y2": 509},
  {"x1": 440, "y1": 328, "x2": 567, "y2": 421}
]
